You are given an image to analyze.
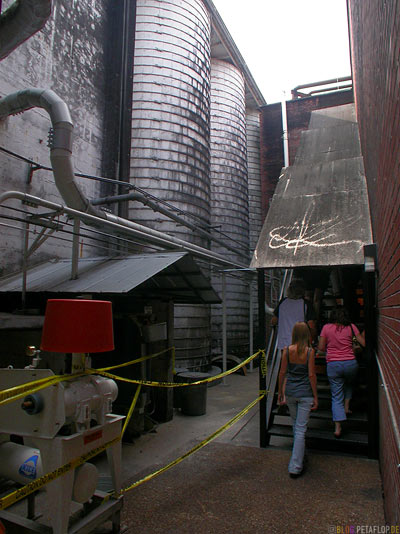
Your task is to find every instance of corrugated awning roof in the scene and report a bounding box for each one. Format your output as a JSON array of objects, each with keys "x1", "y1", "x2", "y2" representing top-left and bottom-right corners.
[
  {"x1": 0, "y1": 252, "x2": 221, "y2": 304},
  {"x1": 251, "y1": 104, "x2": 373, "y2": 269}
]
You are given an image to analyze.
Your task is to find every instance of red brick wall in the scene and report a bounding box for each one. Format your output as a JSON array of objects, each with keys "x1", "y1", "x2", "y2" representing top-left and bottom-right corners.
[
  {"x1": 259, "y1": 90, "x2": 354, "y2": 219},
  {"x1": 348, "y1": 0, "x2": 400, "y2": 523}
]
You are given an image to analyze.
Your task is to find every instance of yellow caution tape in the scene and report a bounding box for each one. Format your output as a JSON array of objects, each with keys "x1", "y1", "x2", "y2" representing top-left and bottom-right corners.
[
  {"x1": 0, "y1": 347, "x2": 175, "y2": 406},
  {"x1": 117, "y1": 394, "x2": 265, "y2": 496},
  {"x1": 96, "y1": 347, "x2": 174, "y2": 372},
  {"x1": 260, "y1": 350, "x2": 267, "y2": 378},
  {"x1": 121, "y1": 385, "x2": 141, "y2": 439},
  {"x1": 0, "y1": 372, "x2": 87, "y2": 407},
  {"x1": 0, "y1": 361, "x2": 266, "y2": 509},
  {"x1": 0, "y1": 381, "x2": 142, "y2": 511},
  {"x1": 1, "y1": 350, "x2": 264, "y2": 406},
  {"x1": 90, "y1": 349, "x2": 264, "y2": 388},
  {"x1": 0, "y1": 435, "x2": 120, "y2": 511}
]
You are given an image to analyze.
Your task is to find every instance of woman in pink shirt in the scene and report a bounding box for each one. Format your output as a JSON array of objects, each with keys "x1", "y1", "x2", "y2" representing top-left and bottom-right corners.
[{"x1": 318, "y1": 307, "x2": 365, "y2": 438}]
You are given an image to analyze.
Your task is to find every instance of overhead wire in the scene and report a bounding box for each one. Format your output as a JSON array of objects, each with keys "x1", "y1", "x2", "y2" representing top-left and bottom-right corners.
[{"x1": 0, "y1": 145, "x2": 250, "y2": 254}]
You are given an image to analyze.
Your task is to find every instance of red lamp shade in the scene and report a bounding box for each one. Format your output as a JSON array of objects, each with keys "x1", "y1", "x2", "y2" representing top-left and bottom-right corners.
[{"x1": 41, "y1": 299, "x2": 114, "y2": 353}]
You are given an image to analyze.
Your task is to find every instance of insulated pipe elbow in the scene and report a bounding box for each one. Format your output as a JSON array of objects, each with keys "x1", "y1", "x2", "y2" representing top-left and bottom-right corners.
[
  {"x1": 0, "y1": 0, "x2": 52, "y2": 61},
  {"x1": 0, "y1": 88, "x2": 100, "y2": 217}
]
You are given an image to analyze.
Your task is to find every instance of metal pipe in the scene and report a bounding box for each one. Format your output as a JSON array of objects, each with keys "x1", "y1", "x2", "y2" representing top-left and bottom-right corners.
[
  {"x1": 93, "y1": 192, "x2": 247, "y2": 259},
  {"x1": 222, "y1": 272, "x2": 227, "y2": 385},
  {"x1": 376, "y1": 353, "x2": 400, "y2": 458},
  {"x1": 0, "y1": 0, "x2": 51, "y2": 60},
  {"x1": 0, "y1": 191, "x2": 248, "y2": 269},
  {"x1": 71, "y1": 218, "x2": 80, "y2": 280},
  {"x1": 249, "y1": 279, "x2": 254, "y2": 372},
  {"x1": 281, "y1": 97, "x2": 289, "y2": 168},
  {"x1": 292, "y1": 75, "x2": 352, "y2": 92},
  {"x1": 0, "y1": 89, "x2": 249, "y2": 269},
  {"x1": 21, "y1": 221, "x2": 29, "y2": 309}
]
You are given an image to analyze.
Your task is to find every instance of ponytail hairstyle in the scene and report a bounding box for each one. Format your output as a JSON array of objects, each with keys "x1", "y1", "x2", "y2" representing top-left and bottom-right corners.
[{"x1": 291, "y1": 321, "x2": 311, "y2": 355}]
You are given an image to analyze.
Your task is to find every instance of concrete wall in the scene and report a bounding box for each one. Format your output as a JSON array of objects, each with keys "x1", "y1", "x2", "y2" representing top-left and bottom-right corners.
[
  {"x1": 0, "y1": 0, "x2": 117, "y2": 274},
  {"x1": 348, "y1": 0, "x2": 400, "y2": 523}
]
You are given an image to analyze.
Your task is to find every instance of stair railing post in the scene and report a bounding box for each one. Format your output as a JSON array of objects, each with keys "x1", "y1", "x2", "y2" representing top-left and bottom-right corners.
[{"x1": 258, "y1": 268, "x2": 267, "y2": 447}]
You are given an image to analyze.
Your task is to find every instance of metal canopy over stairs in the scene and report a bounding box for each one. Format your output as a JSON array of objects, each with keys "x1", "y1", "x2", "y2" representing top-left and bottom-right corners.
[{"x1": 251, "y1": 103, "x2": 373, "y2": 270}]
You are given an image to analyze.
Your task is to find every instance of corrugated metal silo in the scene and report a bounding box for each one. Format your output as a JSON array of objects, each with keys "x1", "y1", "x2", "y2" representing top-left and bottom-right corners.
[
  {"x1": 246, "y1": 109, "x2": 262, "y2": 337},
  {"x1": 246, "y1": 109, "x2": 262, "y2": 254},
  {"x1": 209, "y1": 59, "x2": 250, "y2": 356},
  {"x1": 129, "y1": 0, "x2": 212, "y2": 367}
]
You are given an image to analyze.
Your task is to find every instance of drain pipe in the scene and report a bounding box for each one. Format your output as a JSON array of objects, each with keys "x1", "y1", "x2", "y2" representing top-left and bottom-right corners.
[{"x1": 0, "y1": 0, "x2": 51, "y2": 60}]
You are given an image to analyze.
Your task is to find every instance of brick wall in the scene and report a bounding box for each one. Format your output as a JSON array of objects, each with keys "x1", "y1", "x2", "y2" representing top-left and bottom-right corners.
[
  {"x1": 348, "y1": 0, "x2": 400, "y2": 523},
  {"x1": 259, "y1": 90, "x2": 354, "y2": 219},
  {"x1": 0, "y1": 0, "x2": 121, "y2": 274}
]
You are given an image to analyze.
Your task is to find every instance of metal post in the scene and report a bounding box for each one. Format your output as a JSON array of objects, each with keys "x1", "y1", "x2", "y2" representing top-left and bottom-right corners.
[
  {"x1": 222, "y1": 271, "x2": 227, "y2": 385},
  {"x1": 363, "y1": 270, "x2": 379, "y2": 458},
  {"x1": 71, "y1": 218, "x2": 80, "y2": 280},
  {"x1": 258, "y1": 268, "x2": 267, "y2": 447},
  {"x1": 21, "y1": 222, "x2": 29, "y2": 310},
  {"x1": 249, "y1": 278, "x2": 254, "y2": 372},
  {"x1": 281, "y1": 95, "x2": 290, "y2": 167}
]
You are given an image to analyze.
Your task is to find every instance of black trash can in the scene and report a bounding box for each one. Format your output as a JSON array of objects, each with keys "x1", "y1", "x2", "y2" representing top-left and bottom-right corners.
[
  {"x1": 178, "y1": 372, "x2": 209, "y2": 416},
  {"x1": 173, "y1": 367, "x2": 188, "y2": 408}
]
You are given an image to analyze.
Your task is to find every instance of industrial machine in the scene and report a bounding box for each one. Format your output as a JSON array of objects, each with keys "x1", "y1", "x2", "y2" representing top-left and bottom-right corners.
[{"x1": 0, "y1": 299, "x2": 124, "y2": 533}]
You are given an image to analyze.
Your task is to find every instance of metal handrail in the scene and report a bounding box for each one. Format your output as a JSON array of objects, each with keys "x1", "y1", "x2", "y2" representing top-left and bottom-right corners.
[{"x1": 265, "y1": 269, "x2": 293, "y2": 428}]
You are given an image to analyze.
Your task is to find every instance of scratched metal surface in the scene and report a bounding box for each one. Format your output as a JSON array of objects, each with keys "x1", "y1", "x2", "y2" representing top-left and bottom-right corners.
[{"x1": 251, "y1": 104, "x2": 373, "y2": 269}]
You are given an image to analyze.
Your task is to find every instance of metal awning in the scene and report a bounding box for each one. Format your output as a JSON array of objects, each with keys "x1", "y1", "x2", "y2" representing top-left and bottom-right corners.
[
  {"x1": 251, "y1": 104, "x2": 373, "y2": 269},
  {"x1": 0, "y1": 251, "x2": 221, "y2": 304}
]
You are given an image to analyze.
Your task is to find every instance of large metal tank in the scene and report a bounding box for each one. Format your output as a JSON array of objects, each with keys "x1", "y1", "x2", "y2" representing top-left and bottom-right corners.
[
  {"x1": 129, "y1": 0, "x2": 212, "y2": 367},
  {"x1": 246, "y1": 108, "x2": 262, "y2": 342},
  {"x1": 210, "y1": 59, "x2": 250, "y2": 356}
]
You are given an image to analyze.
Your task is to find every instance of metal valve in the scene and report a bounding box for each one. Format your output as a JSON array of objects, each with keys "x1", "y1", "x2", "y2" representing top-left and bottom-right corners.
[{"x1": 25, "y1": 346, "x2": 42, "y2": 369}]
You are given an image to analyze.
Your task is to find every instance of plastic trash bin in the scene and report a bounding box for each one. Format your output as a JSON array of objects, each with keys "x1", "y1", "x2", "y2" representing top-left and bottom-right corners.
[
  {"x1": 173, "y1": 367, "x2": 188, "y2": 408},
  {"x1": 178, "y1": 372, "x2": 209, "y2": 416}
]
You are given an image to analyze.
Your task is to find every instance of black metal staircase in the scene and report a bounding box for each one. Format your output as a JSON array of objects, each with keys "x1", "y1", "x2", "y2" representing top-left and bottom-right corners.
[{"x1": 265, "y1": 271, "x2": 370, "y2": 456}]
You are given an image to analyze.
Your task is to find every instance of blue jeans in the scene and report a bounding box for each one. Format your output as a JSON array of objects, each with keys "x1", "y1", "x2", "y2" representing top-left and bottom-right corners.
[
  {"x1": 327, "y1": 360, "x2": 359, "y2": 422},
  {"x1": 286, "y1": 396, "x2": 314, "y2": 474}
]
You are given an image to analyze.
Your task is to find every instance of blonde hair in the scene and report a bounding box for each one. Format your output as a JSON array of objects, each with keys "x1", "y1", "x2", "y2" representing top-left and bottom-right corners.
[{"x1": 291, "y1": 321, "x2": 311, "y2": 355}]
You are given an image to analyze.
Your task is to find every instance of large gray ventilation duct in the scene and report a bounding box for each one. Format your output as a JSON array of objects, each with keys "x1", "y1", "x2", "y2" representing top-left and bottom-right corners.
[
  {"x1": 0, "y1": 0, "x2": 51, "y2": 60},
  {"x1": 0, "y1": 88, "x2": 246, "y2": 269}
]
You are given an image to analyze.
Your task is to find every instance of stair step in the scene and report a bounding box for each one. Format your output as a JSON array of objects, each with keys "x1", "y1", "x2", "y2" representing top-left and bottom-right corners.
[
  {"x1": 272, "y1": 407, "x2": 368, "y2": 422},
  {"x1": 272, "y1": 413, "x2": 369, "y2": 433},
  {"x1": 268, "y1": 423, "x2": 368, "y2": 454}
]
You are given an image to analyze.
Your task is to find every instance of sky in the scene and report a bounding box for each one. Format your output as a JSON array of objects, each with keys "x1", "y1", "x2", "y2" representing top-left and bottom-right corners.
[{"x1": 212, "y1": 0, "x2": 351, "y2": 104}]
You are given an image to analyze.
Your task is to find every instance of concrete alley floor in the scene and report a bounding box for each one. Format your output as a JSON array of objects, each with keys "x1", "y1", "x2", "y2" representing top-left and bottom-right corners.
[{"x1": 100, "y1": 369, "x2": 385, "y2": 534}]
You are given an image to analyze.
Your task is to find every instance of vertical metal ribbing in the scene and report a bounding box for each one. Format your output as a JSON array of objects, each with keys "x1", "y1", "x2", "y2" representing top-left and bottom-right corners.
[
  {"x1": 129, "y1": 0, "x2": 212, "y2": 368},
  {"x1": 129, "y1": 0, "x2": 211, "y2": 246},
  {"x1": 210, "y1": 59, "x2": 250, "y2": 357},
  {"x1": 246, "y1": 108, "x2": 262, "y2": 342},
  {"x1": 246, "y1": 109, "x2": 262, "y2": 255}
]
